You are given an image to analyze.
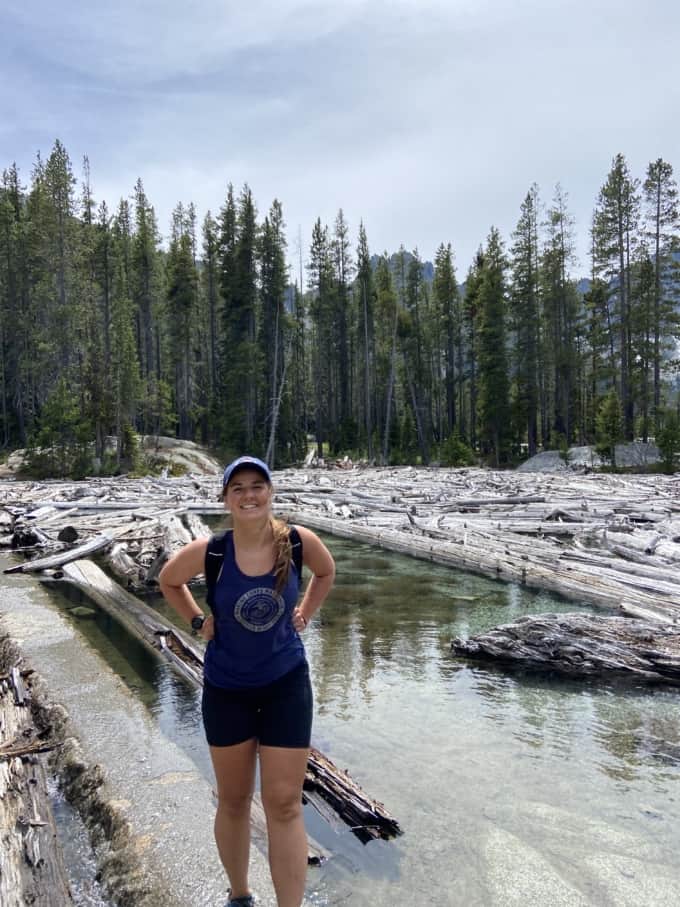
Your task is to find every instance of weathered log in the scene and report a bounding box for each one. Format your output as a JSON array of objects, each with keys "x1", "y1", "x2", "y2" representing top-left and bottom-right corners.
[
  {"x1": 438, "y1": 494, "x2": 547, "y2": 509},
  {"x1": 451, "y1": 613, "x2": 680, "y2": 684},
  {"x1": 0, "y1": 671, "x2": 74, "y2": 906},
  {"x1": 108, "y1": 541, "x2": 142, "y2": 587},
  {"x1": 44, "y1": 558, "x2": 402, "y2": 845},
  {"x1": 182, "y1": 511, "x2": 212, "y2": 540},
  {"x1": 0, "y1": 739, "x2": 59, "y2": 760},
  {"x1": 304, "y1": 748, "x2": 402, "y2": 844},
  {"x1": 4, "y1": 532, "x2": 115, "y2": 573}
]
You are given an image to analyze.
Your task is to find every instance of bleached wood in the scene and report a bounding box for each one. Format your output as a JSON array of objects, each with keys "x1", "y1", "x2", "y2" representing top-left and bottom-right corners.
[
  {"x1": 0, "y1": 674, "x2": 74, "y2": 905},
  {"x1": 451, "y1": 613, "x2": 680, "y2": 684}
]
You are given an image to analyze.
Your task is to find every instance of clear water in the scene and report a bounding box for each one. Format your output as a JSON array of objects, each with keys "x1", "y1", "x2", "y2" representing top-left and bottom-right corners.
[
  {"x1": 17, "y1": 535, "x2": 680, "y2": 906},
  {"x1": 48, "y1": 777, "x2": 110, "y2": 907}
]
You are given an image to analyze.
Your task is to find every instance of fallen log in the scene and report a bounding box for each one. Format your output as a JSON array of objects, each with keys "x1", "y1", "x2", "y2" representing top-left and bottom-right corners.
[
  {"x1": 304, "y1": 749, "x2": 401, "y2": 844},
  {"x1": 4, "y1": 532, "x2": 116, "y2": 574},
  {"x1": 0, "y1": 668, "x2": 74, "y2": 906},
  {"x1": 451, "y1": 613, "x2": 680, "y2": 685},
  {"x1": 44, "y1": 558, "x2": 402, "y2": 845}
]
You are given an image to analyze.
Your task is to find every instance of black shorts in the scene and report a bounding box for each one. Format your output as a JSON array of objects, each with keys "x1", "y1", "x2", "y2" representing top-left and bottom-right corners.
[{"x1": 202, "y1": 660, "x2": 313, "y2": 748}]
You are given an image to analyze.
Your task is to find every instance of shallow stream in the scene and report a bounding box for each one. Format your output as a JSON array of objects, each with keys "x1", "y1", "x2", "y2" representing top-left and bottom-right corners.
[{"x1": 3, "y1": 535, "x2": 680, "y2": 906}]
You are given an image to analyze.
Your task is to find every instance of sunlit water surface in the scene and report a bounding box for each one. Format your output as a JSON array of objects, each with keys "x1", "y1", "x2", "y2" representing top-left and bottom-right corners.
[{"x1": 12, "y1": 534, "x2": 680, "y2": 906}]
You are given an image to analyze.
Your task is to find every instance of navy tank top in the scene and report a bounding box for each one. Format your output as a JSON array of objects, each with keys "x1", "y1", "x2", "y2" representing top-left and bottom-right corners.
[{"x1": 203, "y1": 532, "x2": 305, "y2": 689}]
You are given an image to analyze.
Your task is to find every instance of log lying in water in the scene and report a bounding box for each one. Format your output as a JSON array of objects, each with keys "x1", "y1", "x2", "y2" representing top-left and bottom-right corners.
[
  {"x1": 451, "y1": 613, "x2": 680, "y2": 685},
  {"x1": 44, "y1": 558, "x2": 402, "y2": 845},
  {"x1": 304, "y1": 748, "x2": 401, "y2": 844},
  {"x1": 0, "y1": 660, "x2": 73, "y2": 906}
]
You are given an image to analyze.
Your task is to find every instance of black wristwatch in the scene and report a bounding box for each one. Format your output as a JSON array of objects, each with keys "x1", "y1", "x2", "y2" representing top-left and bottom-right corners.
[{"x1": 191, "y1": 614, "x2": 205, "y2": 635}]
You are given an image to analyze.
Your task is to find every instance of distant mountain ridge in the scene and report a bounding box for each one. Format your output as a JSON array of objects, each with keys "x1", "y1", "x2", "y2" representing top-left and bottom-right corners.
[{"x1": 369, "y1": 252, "x2": 434, "y2": 283}]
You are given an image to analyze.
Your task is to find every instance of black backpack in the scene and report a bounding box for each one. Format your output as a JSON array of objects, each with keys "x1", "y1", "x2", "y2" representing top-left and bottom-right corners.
[{"x1": 204, "y1": 526, "x2": 303, "y2": 612}]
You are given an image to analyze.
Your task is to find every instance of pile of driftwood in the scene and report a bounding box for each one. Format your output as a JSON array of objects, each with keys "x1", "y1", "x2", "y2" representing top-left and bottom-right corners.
[
  {"x1": 451, "y1": 613, "x2": 680, "y2": 685},
  {"x1": 271, "y1": 466, "x2": 680, "y2": 625}
]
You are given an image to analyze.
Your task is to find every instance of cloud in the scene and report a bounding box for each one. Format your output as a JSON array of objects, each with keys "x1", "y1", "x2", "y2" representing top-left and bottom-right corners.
[{"x1": 3, "y1": 0, "x2": 680, "y2": 272}]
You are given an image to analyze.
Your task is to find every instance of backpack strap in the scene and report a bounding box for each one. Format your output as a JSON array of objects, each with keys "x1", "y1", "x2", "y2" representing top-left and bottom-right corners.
[
  {"x1": 204, "y1": 530, "x2": 229, "y2": 612},
  {"x1": 289, "y1": 525, "x2": 303, "y2": 578}
]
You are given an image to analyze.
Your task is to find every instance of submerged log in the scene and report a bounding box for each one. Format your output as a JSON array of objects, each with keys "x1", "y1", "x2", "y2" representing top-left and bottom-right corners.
[
  {"x1": 451, "y1": 613, "x2": 680, "y2": 685},
  {"x1": 44, "y1": 558, "x2": 402, "y2": 845}
]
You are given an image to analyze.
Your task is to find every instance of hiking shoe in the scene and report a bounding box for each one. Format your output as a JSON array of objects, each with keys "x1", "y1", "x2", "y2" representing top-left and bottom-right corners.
[{"x1": 226, "y1": 891, "x2": 255, "y2": 907}]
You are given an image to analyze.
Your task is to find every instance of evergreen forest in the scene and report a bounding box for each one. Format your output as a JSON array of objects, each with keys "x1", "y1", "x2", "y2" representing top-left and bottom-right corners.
[{"x1": 1, "y1": 141, "x2": 679, "y2": 477}]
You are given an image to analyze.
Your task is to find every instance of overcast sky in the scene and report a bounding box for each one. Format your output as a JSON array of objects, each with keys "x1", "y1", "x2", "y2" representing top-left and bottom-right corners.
[{"x1": 3, "y1": 0, "x2": 679, "y2": 281}]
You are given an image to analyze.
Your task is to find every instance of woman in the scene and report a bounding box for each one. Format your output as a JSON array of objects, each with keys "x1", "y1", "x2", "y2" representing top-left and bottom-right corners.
[{"x1": 159, "y1": 455, "x2": 335, "y2": 907}]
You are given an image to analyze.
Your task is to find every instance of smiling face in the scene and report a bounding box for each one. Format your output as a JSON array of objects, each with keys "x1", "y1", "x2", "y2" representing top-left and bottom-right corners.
[{"x1": 224, "y1": 467, "x2": 272, "y2": 522}]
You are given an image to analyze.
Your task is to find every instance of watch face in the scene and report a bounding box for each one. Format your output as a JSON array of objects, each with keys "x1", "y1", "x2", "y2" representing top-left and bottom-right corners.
[{"x1": 191, "y1": 615, "x2": 205, "y2": 630}]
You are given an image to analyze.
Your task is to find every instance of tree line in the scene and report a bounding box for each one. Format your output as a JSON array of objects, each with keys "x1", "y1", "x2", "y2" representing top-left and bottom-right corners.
[{"x1": 0, "y1": 141, "x2": 679, "y2": 476}]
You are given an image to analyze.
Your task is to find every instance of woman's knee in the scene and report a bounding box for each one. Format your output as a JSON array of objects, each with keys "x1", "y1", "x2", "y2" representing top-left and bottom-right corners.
[
  {"x1": 216, "y1": 789, "x2": 253, "y2": 819},
  {"x1": 262, "y1": 785, "x2": 303, "y2": 824}
]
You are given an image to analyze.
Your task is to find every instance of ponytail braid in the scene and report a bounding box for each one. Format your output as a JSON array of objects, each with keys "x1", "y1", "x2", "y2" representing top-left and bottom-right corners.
[{"x1": 270, "y1": 516, "x2": 294, "y2": 595}]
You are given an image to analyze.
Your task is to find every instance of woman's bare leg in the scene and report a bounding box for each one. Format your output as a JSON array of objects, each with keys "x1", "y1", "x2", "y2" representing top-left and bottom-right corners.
[
  {"x1": 209, "y1": 739, "x2": 258, "y2": 899},
  {"x1": 259, "y1": 745, "x2": 309, "y2": 907}
]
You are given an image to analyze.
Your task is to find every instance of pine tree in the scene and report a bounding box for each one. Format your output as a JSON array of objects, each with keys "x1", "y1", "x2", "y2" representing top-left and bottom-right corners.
[
  {"x1": 260, "y1": 199, "x2": 289, "y2": 466},
  {"x1": 477, "y1": 228, "x2": 510, "y2": 465},
  {"x1": 355, "y1": 221, "x2": 375, "y2": 459},
  {"x1": 76, "y1": 158, "x2": 107, "y2": 464},
  {"x1": 289, "y1": 281, "x2": 308, "y2": 461},
  {"x1": 595, "y1": 389, "x2": 623, "y2": 466},
  {"x1": 201, "y1": 211, "x2": 221, "y2": 401},
  {"x1": 332, "y1": 209, "x2": 353, "y2": 448},
  {"x1": 132, "y1": 179, "x2": 162, "y2": 419},
  {"x1": 642, "y1": 159, "x2": 680, "y2": 430},
  {"x1": 510, "y1": 185, "x2": 541, "y2": 455},
  {"x1": 592, "y1": 154, "x2": 640, "y2": 438},
  {"x1": 630, "y1": 250, "x2": 656, "y2": 441},
  {"x1": 219, "y1": 185, "x2": 259, "y2": 451},
  {"x1": 111, "y1": 201, "x2": 141, "y2": 464},
  {"x1": 540, "y1": 185, "x2": 580, "y2": 445},
  {"x1": 373, "y1": 254, "x2": 398, "y2": 463},
  {"x1": 462, "y1": 249, "x2": 485, "y2": 449},
  {"x1": 433, "y1": 243, "x2": 460, "y2": 438},
  {"x1": 167, "y1": 204, "x2": 200, "y2": 438},
  {"x1": 399, "y1": 249, "x2": 430, "y2": 462},
  {"x1": 0, "y1": 164, "x2": 26, "y2": 444},
  {"x1": 307, "y1": 218, "x2": 334, "y2": 457},
  {"x1": 656, "y1": 409, "x2": 680, "y2": 472}
]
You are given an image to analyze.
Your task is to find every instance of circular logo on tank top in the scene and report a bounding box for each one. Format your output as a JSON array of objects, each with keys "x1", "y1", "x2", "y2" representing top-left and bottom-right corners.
[{"x1": 234, "y1": 587, "x2": 285, "y2": 632}]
